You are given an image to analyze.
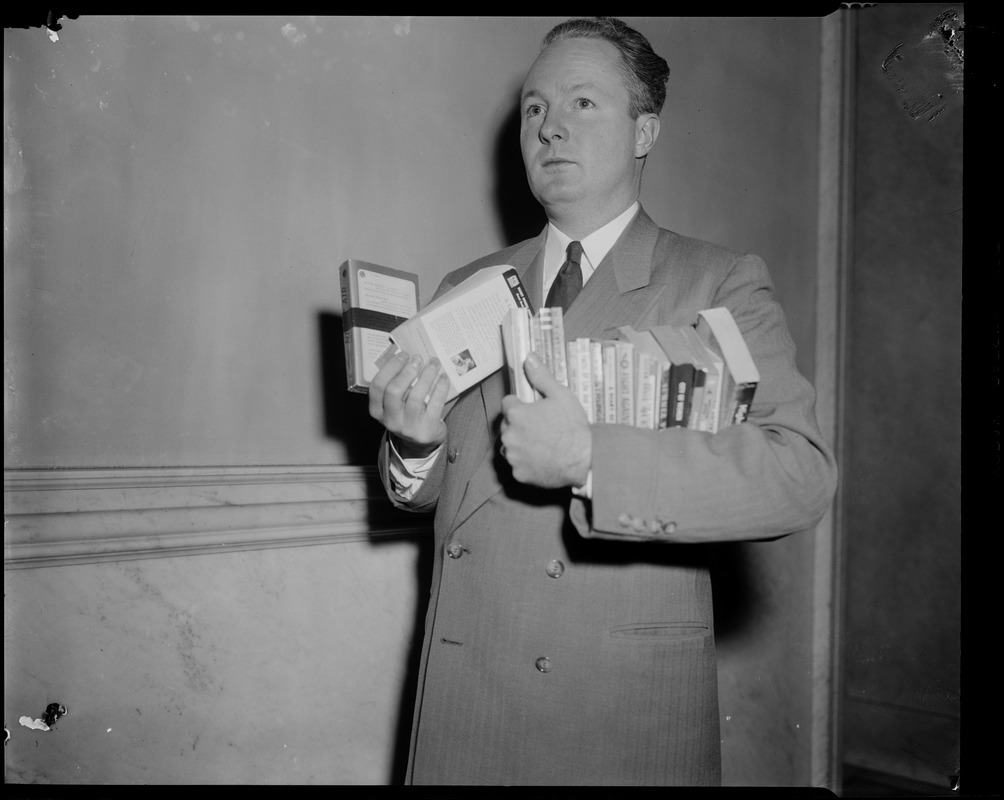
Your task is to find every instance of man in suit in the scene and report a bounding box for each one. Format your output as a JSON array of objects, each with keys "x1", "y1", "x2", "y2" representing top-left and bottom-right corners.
[{"x1": 368, "y1": 17, "x2": 837, "y2": 786}]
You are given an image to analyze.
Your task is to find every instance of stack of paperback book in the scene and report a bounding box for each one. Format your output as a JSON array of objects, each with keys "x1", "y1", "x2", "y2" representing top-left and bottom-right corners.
[{"x1": 502, "y1": 306, "x2": 760, "y2": 433}]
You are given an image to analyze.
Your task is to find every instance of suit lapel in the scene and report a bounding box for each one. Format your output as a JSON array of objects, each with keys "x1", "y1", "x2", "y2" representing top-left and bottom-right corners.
[
  {"x1": 446, "y1": 370, "x2": 506, "y2": 532},
  {"x1": 564, "y1": 208, "x2": 662, "y2": 339},
  {"x1": 442, "y1": 235, "x2": 544, "y2": 532}
]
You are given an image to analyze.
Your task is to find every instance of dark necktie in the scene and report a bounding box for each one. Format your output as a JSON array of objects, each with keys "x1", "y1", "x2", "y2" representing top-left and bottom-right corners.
[{"x1": 545, "y1": 240, "x2": 584, "y2": 312}]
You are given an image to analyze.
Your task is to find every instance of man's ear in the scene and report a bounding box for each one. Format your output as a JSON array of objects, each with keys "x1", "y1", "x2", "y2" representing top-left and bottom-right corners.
[{"x1": 634, "y1": 114, "x2": 660, "y2": 158}]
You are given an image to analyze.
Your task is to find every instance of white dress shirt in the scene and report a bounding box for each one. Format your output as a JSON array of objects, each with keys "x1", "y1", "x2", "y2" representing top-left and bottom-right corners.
[{"x1": 388, "y1": 202, "x2": 640, "y2": 500}]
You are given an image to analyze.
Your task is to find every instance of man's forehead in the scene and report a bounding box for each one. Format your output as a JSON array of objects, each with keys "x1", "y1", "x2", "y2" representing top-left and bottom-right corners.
[{"x1": 521, "y1": 39, "x2": 626, "y2": 101}]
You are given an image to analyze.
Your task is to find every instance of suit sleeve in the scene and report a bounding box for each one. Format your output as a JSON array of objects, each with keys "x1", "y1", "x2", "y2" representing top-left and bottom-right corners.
[
  {"x1": 378, "y1": 431, "x2": 448, "y2": 514},
  {"x1": 573, "y1": 254, "x2": 837, "y2": 544}
]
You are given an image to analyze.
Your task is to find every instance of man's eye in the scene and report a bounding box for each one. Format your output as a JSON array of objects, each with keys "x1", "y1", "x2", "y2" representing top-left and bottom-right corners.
[
  {"x1": 525, "y1": 105, "x2": 543, "y2": 117},
  {"x1": 576, "y1": 98, "x2": 594, "y2": 109}
]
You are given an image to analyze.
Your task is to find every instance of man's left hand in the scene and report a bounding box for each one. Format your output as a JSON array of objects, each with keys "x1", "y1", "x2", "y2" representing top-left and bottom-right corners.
[{"x1": 500, "y1": 351, "x2": 591, "y2": 488}]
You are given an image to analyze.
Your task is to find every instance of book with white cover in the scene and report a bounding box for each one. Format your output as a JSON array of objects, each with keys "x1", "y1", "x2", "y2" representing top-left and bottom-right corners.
[
  {"x1": 501, "y1": 306, "x2": 536, "y2": 402},
  {"x1": 614, "y1": 340, "x2": 635, "y2": 425},
  {"x1": 601, "y1": 340, "x2": 618, "y2": 424},
  {"x1": 617, "y1": 326, "x2": 668, "y2": 430},
  {"x1": 381, "y1": 264, "x2": 531, "y2": 401},
  {"x1": 573, "y1": 338, "x2": 594, "y2": 423},
  {"x1": 545, "y1": 308, "x2": 568, "y2": 387}
]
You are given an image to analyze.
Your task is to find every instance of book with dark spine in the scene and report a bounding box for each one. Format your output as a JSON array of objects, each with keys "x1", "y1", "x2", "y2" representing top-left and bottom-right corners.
[
  {"x1": 340, "y1": 259, "x2": 419, "y2": 393},
  {"x1": 696, "y1": 307, "x2": 759, "y2": 428}
]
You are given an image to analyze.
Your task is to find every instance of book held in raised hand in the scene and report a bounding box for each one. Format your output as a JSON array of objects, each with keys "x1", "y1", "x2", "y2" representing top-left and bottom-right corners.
[
  {"x1": 340, "y1": 259, "x2": 420, "y2": 393},
  {"x1": 381, "y1": 264, "x2": 531, "y2": 401}
]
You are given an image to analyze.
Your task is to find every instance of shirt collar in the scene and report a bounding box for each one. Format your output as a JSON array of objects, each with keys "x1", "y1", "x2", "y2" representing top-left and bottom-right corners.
[{"x1": 543, "y1": 201, "x2": 640, "y2": 293}]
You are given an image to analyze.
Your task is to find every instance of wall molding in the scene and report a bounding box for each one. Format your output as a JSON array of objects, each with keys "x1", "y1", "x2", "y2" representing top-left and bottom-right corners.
[
  {"x1": 811, "y1": 8, "x2": 854, "y2": 794},
  {"x1": 4, "y1": 465, "x2": 431, "y2": 569}
]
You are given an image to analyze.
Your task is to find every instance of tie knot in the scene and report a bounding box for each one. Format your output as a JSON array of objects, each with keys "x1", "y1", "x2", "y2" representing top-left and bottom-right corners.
[{"x1": 565, "y1": 240, "x2": 583, "y2": 266}]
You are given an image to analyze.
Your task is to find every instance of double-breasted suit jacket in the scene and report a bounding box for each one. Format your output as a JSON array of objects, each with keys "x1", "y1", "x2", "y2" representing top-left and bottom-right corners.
[{"x1": 378, "y1": 208, "x2": 837, "y2": 785}]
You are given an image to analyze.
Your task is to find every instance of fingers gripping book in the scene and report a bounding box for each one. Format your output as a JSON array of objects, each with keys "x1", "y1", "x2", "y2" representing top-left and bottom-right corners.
[{"x1": 341, "y1": 259, "x2": 531, "y2": 400}]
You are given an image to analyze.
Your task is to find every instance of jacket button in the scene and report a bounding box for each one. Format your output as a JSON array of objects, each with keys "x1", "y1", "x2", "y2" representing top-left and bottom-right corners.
[
  {"x1": 632, "y1": 518, "x2": 648, "y2": 533},
  {"x1": 535, "y1": 656, "x2": 552, "y2": 673},
  {"x1": 660, "y1": 520, "x2": 677, "y2": 535},
  {"x1": 545, "y1": 559, "x2": 565, "y2": 578},
  {"x1": 618, "y1": 513, "x2": 632, "y2": 528},
  {"x1": 447, "y1": 447, "x2": 459, "y2": 464},
  {"x1": 446, "y1": 542, "x2": 463, "y2": 559}
]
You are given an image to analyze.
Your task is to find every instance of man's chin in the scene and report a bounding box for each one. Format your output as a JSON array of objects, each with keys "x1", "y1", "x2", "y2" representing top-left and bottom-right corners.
[{"x1": 531, "y1": 184, "x2": 581, "y2": 211}]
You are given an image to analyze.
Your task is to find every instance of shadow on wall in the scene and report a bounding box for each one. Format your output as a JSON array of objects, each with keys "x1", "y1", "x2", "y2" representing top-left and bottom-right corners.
[
  {"x1": 317, "y1": 312, "x2": 390, "y2": 466},
  {"x1": 492, "y1": 104, "x2": 547, "y2": 247},
  {"x1": 316, "y1": 310, "x2": 436, "y2": 784},
  {"x1": 385, "y1": 534, "x2": 434, "y2": 784},
  {"x1": 708, "y1": 543, "x2": 760, "y2": 642},
  {"x1": 315, "y1": 103, "x2": 541, "y2": 468}
]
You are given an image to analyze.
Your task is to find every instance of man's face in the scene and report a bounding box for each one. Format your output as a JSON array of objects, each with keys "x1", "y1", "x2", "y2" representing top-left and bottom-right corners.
[{"x1": 520, "y1": 37, "x2": 652, "y2": 226}]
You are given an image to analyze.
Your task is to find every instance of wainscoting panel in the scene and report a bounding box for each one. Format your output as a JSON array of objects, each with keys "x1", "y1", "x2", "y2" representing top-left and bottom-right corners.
[
  {"x1": 4, "y1": 466, "x2": 433, "y2": 784},
  {"x1": 5, "y1": 465, "x2": 429, "y2": 569}
]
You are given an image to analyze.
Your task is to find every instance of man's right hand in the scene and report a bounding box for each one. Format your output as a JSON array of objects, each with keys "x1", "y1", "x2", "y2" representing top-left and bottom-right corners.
[{"x1": 368, "y1": 352, "x2": 450, "y2": 458}]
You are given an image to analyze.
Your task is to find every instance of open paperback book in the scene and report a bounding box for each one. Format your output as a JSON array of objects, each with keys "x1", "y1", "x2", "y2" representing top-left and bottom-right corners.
[{"x1": 377, "y1": 264, "x2": 531, "y2": 401}]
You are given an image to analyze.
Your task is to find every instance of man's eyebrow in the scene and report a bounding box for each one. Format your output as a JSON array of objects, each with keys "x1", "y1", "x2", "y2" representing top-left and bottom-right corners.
[
  {"x1": 520, "y1": 88, "x2": 543, "y2": 105},
  {"x1": 520, "y1": 83, "x2": 599, "y2": 104}
]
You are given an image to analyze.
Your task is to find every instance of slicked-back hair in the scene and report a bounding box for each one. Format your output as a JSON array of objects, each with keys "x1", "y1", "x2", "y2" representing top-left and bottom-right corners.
[{"x1": 541, "y1": 17, "x2": 670, "y2": 118}]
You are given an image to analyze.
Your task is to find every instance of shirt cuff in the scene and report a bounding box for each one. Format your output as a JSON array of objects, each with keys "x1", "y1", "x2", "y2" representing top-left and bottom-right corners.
[{"x1": 387, "y1": 437, "x2": 443, "y2": 500}]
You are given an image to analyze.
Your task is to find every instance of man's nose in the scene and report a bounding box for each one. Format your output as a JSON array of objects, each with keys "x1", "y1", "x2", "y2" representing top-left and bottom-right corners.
[{"x1": 539, "y1": 109, "x2": 567, "y2": 144}]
